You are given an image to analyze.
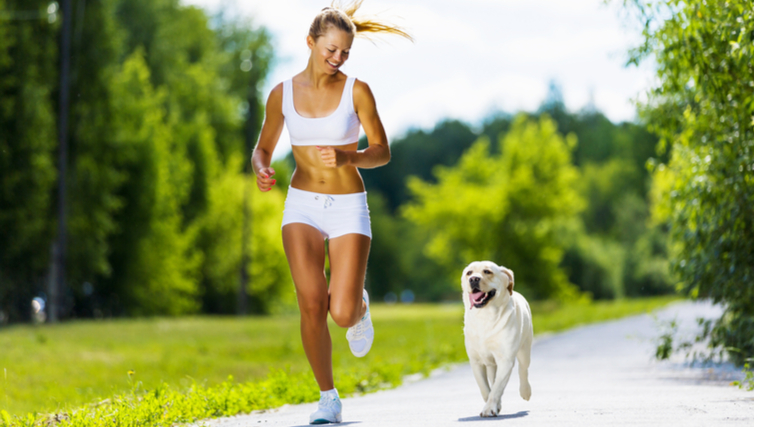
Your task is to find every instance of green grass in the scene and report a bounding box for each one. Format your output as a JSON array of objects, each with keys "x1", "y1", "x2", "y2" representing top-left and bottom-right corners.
[{"x1": 0, "y1": 296, "x2": 680, "y2": 425}]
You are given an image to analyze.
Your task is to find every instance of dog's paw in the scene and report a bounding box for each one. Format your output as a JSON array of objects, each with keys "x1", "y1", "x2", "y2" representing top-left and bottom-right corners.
[
  {"x1": 480, "y1": 402, "x2": 500, "y2": 417},
  {"x1": 520, "y1": 383, "x2": 531, "y2": 401}
]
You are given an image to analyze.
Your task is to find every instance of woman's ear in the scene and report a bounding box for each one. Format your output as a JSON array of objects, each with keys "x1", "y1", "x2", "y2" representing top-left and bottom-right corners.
[
  {"x1": 306, "y1": 35, "x2": 315, "y2": 49},
  {"x1": 500, "y1": 266, "x2": 514, "y2": 295}
]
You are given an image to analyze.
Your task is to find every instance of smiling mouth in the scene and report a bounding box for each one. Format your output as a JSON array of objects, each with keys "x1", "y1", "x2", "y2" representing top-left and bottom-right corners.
[
  {"x1": 327, "y1": 60, "x2": 340, "y2": 68},
  {"x1": 469, "y1": 289, "x2": 496, "y2": 309}
]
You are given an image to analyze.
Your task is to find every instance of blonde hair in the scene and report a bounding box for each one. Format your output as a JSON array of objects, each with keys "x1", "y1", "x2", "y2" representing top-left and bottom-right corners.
[{"x1": 309, "y1": 0, "x2": 413, "y2": 42}]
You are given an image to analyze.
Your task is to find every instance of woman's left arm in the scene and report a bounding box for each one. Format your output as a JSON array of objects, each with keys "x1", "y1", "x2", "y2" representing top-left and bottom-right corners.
[{"x1": 317, "y1": 79, "x2": 390, "y2": 169}]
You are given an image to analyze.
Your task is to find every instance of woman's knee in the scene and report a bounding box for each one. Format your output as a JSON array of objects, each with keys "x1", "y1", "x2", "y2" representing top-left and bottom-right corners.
[
  {"x1": 298, "y1": 293, "x2": 329, "y2": 323},
  {"x1": 330, "y1": 299, "x2": 362, "y2": 328}
]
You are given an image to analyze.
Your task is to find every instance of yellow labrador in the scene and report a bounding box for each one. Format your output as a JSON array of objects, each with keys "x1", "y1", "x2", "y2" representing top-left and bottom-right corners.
[{"x1": 461, "y1": 261, "x2": 532, "y2": 417}]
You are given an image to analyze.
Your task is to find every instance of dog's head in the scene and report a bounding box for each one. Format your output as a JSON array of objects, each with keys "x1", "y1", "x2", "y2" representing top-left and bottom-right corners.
[{"x1": 461, "y1": 261, "x2": 514, "y2": 310}]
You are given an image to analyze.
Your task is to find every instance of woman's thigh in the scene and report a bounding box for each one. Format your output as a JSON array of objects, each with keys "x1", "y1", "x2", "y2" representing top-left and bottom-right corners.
[
  {"x1": 327, "y1": 233, "x2": 371, "y2": 319},
  {"x1": 282, "y1": 223, "x2": 329, "y2": 311}
]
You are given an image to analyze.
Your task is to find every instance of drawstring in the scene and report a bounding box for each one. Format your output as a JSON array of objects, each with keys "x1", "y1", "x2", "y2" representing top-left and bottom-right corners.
[{"x1": 313, "y1": 195, "x2": 335, "y2": 209}]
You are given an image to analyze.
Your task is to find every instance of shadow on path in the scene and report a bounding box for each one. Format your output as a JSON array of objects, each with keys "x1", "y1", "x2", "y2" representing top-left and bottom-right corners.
[
  {"x1": 458, "y1": 411, "x2": 529, "y2": 422},
  {"x1": 289, "y1": 422, "x2": 362, "y2": 427}
]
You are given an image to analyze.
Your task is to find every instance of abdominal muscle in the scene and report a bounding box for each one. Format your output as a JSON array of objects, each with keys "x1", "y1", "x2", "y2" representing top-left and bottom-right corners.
[{"x1": 290, "y1": 142, "x2": 365, "y2": 194}]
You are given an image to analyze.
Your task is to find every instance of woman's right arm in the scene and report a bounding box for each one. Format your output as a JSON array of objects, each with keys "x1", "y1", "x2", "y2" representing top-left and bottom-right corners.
[{"x1": 252, "y1": 83, "x2": 285, "y2": 192}]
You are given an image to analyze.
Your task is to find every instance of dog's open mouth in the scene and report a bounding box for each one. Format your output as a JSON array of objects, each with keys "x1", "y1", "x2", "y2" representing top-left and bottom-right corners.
[{"x1": 469, "y1": 289, "x2": 496, "y2": 309}]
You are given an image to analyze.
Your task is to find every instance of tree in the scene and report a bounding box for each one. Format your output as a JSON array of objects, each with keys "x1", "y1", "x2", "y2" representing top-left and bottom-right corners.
[
  {"x1": 64, "y1": 0, "x2": 127, "y2": 315},
  {"x1": 403, "y1": 115, "x2": 584, "y2": 300},
  {"x1": 105, "y1": 51, "x2": 199, "y2": 315},
  {"x1": 0, "y1": 0, "x2": 58, "y2": 322},
  {"x1": 627, "y1": 0, "x2": 753, "y2": 364},
  {"x1": 197, "y1": 157, "x2": 292, "y2": 314},
  {"x1": 360, "y1": 119, "x2": 479, "y2": 212}
]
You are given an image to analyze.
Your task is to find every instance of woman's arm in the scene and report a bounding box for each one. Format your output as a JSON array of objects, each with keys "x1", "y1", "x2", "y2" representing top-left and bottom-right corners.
[
  {"x1": 317, "y1": 79, "x2": 390, "y2": 169},
  {"x1": 252, "y1": 84, "x2": 285, "y2": 192}
]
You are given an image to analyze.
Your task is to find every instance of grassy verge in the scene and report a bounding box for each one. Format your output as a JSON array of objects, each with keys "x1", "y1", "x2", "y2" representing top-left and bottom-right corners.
[{"x1": 0, "y1": 296, "x2": 680, "y2": 426}]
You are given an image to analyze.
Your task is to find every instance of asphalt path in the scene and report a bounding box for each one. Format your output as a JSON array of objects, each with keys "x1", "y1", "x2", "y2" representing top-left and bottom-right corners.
[{"x1": 199, "y1": 301, "x2": 753, "y2": 427}]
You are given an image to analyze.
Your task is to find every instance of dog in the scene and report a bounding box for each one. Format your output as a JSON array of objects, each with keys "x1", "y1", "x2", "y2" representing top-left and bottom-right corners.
[{"x1": 461, "y1": 260, "x2": 533, "y2": 417}]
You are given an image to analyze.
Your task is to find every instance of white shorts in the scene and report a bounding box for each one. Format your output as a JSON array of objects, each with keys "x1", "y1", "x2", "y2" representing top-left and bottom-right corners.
[{"x1": 281, "y1": 186, "x2": 372, "y2": 240}]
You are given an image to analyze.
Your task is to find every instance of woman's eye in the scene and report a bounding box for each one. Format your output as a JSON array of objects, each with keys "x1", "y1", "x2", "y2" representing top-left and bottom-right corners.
[{"x1": 327, "y1": 49, "x2": 335, "y2": 53}]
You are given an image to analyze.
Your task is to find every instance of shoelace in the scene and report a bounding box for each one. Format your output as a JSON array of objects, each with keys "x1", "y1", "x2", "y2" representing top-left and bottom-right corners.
[
  {"x1": 318, "y1": 394, "x2": 339, "y2": 408},
  {"x1": 347, "y1": 314, "x2": 368, "y2": 338}
]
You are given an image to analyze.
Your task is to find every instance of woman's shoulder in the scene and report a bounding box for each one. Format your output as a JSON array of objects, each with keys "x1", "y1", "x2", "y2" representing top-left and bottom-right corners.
[
  {"x1": 267, "y1": 83, "x2": 284, "y2": 99},
  {"x1": 351, "y1": 78, "x2": 376, "y2": 106},
  {"x1": 351, "y1": 77, "x2": 371, "y2": 91},
  {"x1": 264, "y1": 83, "x2": 284, "y2": 112}
]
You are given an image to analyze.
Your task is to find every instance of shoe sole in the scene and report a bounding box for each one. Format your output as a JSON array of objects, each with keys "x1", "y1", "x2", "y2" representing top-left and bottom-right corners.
[
  {"x1": 310, "y1": 416, "x2": 342, "y2": 424},
  {"x1": 349, "y1": 336, "x2": 374, "y2": 357}
]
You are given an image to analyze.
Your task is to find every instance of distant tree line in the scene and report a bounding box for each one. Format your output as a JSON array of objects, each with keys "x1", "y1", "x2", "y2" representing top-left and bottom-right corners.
[{"x1": 346, "y1": 88, "x2": 675, "y2": 303}]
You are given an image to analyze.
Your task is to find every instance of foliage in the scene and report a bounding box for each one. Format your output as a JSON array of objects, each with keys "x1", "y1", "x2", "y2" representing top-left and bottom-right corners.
[
  {"x1": 365, "y1": 194, "x2": 452, "y2": 302},
  {"x1": 627, "y1": 0, "x2": 754, "y2": 365},
  {"x1": 562, "y1": 231, "x2": 626, "y2": 300},
  {"x1": 361, "y1": 120, "x2": 479, "y2": 212},
  {"x1": 358, "y1": 86, "x2": 672, "y2": 303},
  {"x1": 63, "y1": 0, "x2": 124, "y2": 297},
  {"x1": 0, "y1": 0, "x2": 59, "y2": 322},
  {"x1": 732, "y1": 359, "x2": 754, "y2": 391},
  {"x1": 197, "y1": 160, "x2": 293, "y2": 314},
  {"x1": 105, "y1": 50, "x2": 200, "y2": 316},
  {"x1": 0, "y1": 0, "x2": 281, "y2": 320},
  {"x1": 655, "y1": 316, "x2": 754, "y2": 389},
  {"x1": 403, "y1": 115, "x2": 583, "y2": 300},
  {"x1": 0, "y1": 297, "x2": 679, "y2": 418}
]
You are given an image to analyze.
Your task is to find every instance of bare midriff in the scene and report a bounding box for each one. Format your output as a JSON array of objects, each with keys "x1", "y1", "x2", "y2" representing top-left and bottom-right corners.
[{"x1": 290, "y1": 142, "x2": 365, "y2": 194}]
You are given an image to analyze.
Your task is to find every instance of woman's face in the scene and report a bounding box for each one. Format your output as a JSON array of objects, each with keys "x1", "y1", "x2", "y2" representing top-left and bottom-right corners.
[{"x1": 308, "y1": 26, "x2": 353, "y2": 74}]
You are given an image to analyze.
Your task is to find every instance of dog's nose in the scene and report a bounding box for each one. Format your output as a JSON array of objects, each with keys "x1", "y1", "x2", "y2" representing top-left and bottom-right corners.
[{"x1": 469, "y1": 276, "x2": 480, "y2": 287}]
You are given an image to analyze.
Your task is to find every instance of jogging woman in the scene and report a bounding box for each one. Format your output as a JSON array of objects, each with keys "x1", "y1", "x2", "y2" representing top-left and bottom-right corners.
[{"x1": 251, "y1": 1, "x2": 411, "y2": 424}]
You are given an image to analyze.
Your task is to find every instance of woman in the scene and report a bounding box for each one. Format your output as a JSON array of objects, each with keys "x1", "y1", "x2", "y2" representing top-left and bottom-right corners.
[{"x1": 251, "y1": 2, "x2": 411, "y2": 424}]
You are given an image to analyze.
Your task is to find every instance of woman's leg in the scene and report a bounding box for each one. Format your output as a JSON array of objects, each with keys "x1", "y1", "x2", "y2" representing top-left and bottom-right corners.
[
  {"x1": 326, "y1": 233, "x2": 371, "y2": 328},
  {"x1": 282, "y1": 223, "x2": 334, "y2": 391}
]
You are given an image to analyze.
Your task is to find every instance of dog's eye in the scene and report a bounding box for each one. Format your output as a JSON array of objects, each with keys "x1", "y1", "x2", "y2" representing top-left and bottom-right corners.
[
  {"x1": 484, "y1": 269, "x2": 492, "y2": 275},
  {"x1": 466, "y1": 271, "x2": 472, "y2": 276}
]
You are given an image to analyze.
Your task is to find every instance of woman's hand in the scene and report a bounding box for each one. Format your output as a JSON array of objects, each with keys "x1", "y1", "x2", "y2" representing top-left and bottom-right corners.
[
  {"x1": 256, "y1": 167, "x2": 277, "y2": 192},
  {"x1": 316, "y1": 146, "x2": 349, "y2": 168}
]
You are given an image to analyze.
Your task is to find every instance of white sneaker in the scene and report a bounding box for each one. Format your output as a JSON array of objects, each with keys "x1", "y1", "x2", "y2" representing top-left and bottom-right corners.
[
  {"x1": 346, "y1": 289, "x2": 374, "y2": 357},
  {"x1": 309, "y1": 393, "x2": 342, "y2": 424}
]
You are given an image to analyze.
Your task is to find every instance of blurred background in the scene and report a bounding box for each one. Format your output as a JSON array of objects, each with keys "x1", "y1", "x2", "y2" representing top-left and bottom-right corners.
[{"x1": 0, "y1": 0, "x2": 752, "y2": 365}]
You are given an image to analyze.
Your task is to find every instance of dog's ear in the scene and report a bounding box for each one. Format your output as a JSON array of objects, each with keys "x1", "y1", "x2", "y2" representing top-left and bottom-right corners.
[{"x1": 500, "y1": 266, "x2": 514, "y2": 295}]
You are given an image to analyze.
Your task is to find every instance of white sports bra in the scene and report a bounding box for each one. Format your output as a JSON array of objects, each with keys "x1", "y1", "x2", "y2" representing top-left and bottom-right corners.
[{"x1": 282, "y1": 77, "x2": 361, "y2": 146}]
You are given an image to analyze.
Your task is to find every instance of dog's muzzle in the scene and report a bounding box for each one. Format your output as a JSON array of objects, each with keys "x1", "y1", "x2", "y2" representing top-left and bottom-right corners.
[{"x1": 467, "y1": 276, "x2": 496, "y2": 309}]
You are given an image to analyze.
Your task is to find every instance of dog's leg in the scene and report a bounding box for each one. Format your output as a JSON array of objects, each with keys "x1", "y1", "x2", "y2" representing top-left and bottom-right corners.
[
  {"x1": 487, "y1": 364, "x2": 501, "y2": 415},
  {"x1": 480, "y1": 358, "x2": 516, "y2": 417},
  {"x1": 470, "y1": 361, "x2": 491, "y2": 402},
  {"x1": 517, "y1": 341, "x2": 531, "y2": 401},
  {"x1": 486, "y1": 364, "x2": 496, "y2": 387}
]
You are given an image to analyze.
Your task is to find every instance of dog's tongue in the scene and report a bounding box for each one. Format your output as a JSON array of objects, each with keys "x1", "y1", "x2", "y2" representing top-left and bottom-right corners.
[{"x1": 469, "y1": 291, "x2": 486, "y2": 309}]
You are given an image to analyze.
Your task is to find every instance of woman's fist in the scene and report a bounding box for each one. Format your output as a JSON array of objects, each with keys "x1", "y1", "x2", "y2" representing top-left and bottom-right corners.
[
  {"x1": 256, "y1": 167, "x2": 276, "y2": 192},
  {"x1": 316, "y1": 146, "x2": 348, "y2": 168}
]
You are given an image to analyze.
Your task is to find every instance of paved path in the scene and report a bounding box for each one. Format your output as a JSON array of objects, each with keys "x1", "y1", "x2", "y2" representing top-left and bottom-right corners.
[{"x1": 201, "y1": 301, "x2": 753, "y2": 427}]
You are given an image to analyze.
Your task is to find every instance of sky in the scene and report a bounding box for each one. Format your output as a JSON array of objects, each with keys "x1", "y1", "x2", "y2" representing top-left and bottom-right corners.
[{"x1": 182, "y1": 0, "x2": 656, "y2": 159}]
